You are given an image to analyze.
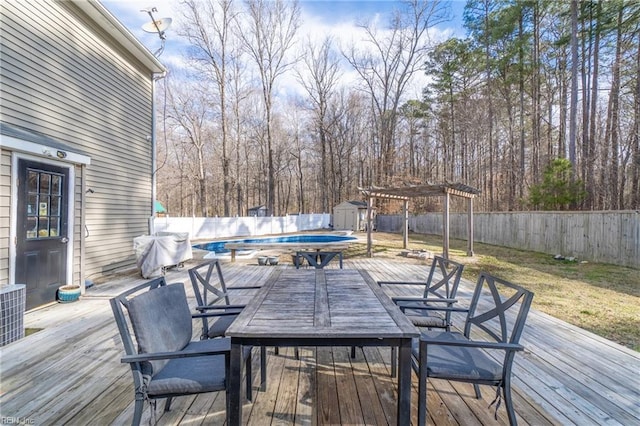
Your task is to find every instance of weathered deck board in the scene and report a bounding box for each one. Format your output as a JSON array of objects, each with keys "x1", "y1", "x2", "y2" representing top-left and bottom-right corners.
[{"x1": 1, "y1": 258, "x2": 638, "y2": 425}]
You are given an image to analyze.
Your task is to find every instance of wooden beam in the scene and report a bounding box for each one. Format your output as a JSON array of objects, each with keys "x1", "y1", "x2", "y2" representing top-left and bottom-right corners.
[
  {"x1": 366, "y1": 197, "x2": 373, "y2": 258},
  {"x1": 443, "y1": 192, "x2": 450, "y2": 259},
  {"x1": 443, "y1": 187, "x2": 477, "y2": 199},
  {"x1": 403, "y1": 200, "x2": 409, "y2": 249},
  {"x1": 467, "y1": 198, "x2": 474, "y2": 256}
]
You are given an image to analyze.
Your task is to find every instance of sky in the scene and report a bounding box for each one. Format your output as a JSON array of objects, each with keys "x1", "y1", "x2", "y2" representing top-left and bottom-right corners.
[{"x1": 101, "y1": 0, "x2": 468, "y2": 97}]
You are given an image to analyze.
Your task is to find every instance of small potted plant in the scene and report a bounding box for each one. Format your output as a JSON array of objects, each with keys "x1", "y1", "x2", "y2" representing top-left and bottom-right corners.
[
  {"x1": 57, "y1": 284, "x2": 81, "y2": 303},
  {"x1": 267, "y1": 256, "x2": 279, "y2": 265}
]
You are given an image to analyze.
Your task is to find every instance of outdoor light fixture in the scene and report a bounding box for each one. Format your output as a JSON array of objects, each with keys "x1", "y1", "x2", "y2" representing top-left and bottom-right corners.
[{"x1": 56, "y1": 150, "x2": 67, "y2": 159}]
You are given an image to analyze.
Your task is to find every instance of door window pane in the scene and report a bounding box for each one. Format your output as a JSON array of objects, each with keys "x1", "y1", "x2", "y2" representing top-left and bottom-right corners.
[
  {"x1": 51, "y1": 175, "x2": 61, "y2": 195},
  {"x1": 39, "y1": 198, "x2": 49, "y2": 216},
  {"x1": 28, "y1": 171, "x2": 38, "y2": 193},
  {"x1": 38, "y1": 218, "x2": 49, "y2": 238},
  {"x1": 40, "y1": 174, "x2": 51, "y2": 195},
  {"x1": 26, "y1": 217, "x2": 38, "y2": 239},
  {"x1": 27, "y1": 195, "x2": 38, "y2": 216},
  {"x1": 50, "y1": 218, "x2": 60, "y2": 237},
  {"x1": 50, "y1": 196, "x2": 60, "y2": 216}
]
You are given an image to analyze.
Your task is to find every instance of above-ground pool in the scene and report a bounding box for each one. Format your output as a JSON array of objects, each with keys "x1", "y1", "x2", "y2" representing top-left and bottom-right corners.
[{"x1": 193, "y1": 233, "x2": 356, "y2": 256}]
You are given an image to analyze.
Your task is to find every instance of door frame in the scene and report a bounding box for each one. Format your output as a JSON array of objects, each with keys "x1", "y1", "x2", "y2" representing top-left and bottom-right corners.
[{"x1": 10, "y1": 152, "x2": 76, "y2": 290}]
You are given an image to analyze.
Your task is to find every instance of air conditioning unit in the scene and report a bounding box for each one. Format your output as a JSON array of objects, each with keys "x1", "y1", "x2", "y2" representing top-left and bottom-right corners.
[{"x1": 1, "y1": 284, "x2": 26, "y2": 346}]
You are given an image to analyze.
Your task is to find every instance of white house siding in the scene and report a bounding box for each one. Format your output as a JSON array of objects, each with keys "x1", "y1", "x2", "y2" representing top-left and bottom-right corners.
[{"x1": 0, "y1": 0, "x2": 161, "y2": 282}]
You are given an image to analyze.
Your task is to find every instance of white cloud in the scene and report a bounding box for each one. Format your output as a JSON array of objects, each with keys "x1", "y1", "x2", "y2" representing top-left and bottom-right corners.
[{"x1": 102, "y1": 0, "x2": 460, "y2": 100}]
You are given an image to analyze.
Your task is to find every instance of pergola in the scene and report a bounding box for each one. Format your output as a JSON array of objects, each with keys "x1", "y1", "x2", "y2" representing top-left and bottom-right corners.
[{"x1": 359, "y1": 183, "x2": 481, "y2": 259}]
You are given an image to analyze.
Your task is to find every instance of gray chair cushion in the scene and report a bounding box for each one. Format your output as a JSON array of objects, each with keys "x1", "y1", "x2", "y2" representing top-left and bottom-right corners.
[
  {"x1": 127, "y1": 283, "x2": 192, "y2": 379},
  {"x1": 146, "y1": 338, "x2": 229, "y2": 396},
  {"x1": 406, "y1": 315, "x2": 446, "y2": 328},
  {"x1": 415, "y1": 331, "x2": 503, "y2": 381},
  {"x1": 398, "y1": 300, "x2": 447, "y2": 328}
]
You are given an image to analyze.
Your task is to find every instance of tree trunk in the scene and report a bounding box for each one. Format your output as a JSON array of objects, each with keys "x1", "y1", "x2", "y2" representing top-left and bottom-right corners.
[
  {"x1": 631, "y1": 31, "x2": 640, "y2": 209},
  {"x1": 518, "y1": 12, "x2": 525, "y2": 203},
  {"x1": 532, "y1": 0, "x2": 541, "y2": 182},
  {"x1": 568, "y1": 0, "x2": 578, "y2": 171},
  {"x1": 608, "y1": 5, "x2": 623, "y2": 210},
  {"x1": 587, "y1": 1, "x2": 602, "y2": 209}
]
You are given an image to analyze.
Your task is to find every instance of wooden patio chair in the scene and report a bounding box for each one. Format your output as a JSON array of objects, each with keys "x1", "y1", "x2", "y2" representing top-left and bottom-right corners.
[
  {"x1": 412, "y1": 272, "x2": 534, "y2": 426},
  {"x1": 110, "y1": 278, "x2": 242, "y2": 425},
  {"x1": 188, "y1": 259, "x2": 267, "y2": 391}
]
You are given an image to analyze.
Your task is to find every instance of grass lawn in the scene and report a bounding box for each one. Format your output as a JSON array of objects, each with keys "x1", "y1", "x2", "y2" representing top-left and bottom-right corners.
[{"x1": 345, "y1": 231, "x2": 640, "y2": 351}]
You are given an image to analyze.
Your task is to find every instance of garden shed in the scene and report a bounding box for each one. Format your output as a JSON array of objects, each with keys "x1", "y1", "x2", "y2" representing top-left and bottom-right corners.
[
  {"x1": 248, "y1": 205, "x2": 268, "y2": 217},
  {"x1": 333, "y1": 201, "x2": 370, "y2": 231}
]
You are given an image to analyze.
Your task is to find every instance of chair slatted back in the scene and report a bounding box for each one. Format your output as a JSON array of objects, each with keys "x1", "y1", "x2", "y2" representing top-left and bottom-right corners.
[
  {"x1": 423, "y1": 256, "x2": 464, "y2": 300},
  {"x1": 189, "y1": 259, "x2": 231, "y2": 308},
  {"x1": 463, "y1": 273, "x2": 534, "y2": 345}
]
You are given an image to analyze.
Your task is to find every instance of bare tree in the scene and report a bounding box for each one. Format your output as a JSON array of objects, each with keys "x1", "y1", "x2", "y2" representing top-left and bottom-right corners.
[
  {"x1": 632, "y1": 30, "x2": 640, "y2": 209},
  {"x1": 239, "y1": 0, "x2": 300, "y2": 215},
  {"x1": 297, "y1": 36, "x2": 342, "y2": 212},
  {"x1": 344, "y1": 0, "x2": 446, "y2": 185},
  {"x1": 179, "y1": 0, "x2": 241, "y2": 216},
  {"x1": 165, "y1": 79, "x2": 215, "y2": 216},
  {"x1": 229, "y1": 39, "x2": 252, "y2": 216}
]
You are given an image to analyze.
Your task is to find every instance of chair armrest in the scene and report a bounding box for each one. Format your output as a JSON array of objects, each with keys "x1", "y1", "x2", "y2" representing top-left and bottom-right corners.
[
  {"x1": 420, "y1": 336, "x2": 524, "y2": 351},
  {"x1": 121, "y1": 347, "x2": 230, "y2": 363},
  {"x1": 392, "y1": 296, "x2": 458, "y2": 304},
  {"x1": 378, "y1": 280, "x2": 425, "y2": 287},
  {"x1": 399, "y1": 304, "x2": 469, "y2": 313},
  {"x1": 195, "y1": 304, "x2": 246, "y2": 311},
  {"x1": 192, "y1": 310, "x2": 241, "y2": 319},
  {"x1": 227, "y1": 286, "x2": 262, "y2": 290}
]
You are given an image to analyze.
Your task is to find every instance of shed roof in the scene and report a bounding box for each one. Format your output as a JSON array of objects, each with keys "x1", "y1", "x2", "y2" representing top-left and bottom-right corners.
[
  {"x1": 249, "y1": 205, "x2": 267, "y2": 211},
  {"x1": 335, "y1": 200, "x2": 368, "y2": 208}
]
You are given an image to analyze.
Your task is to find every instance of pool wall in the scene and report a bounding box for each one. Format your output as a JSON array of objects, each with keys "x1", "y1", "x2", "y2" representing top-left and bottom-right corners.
[{"x1": 152, "y1": 213, "x2": 331, "y2": 240}]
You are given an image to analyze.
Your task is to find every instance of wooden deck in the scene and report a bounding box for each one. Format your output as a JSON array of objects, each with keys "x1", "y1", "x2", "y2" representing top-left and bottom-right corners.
[{"x1": 1, "y1": 259, "x2": 638, "y2": 425}]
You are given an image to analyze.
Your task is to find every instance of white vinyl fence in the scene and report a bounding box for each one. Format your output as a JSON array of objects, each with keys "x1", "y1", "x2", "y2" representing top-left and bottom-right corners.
[
  {"x1": 377, "y1": 211, "x2": 640, "y2": 269},
  {"x1": 151, "y1": 213, "x2": 332, "y2": 241}
]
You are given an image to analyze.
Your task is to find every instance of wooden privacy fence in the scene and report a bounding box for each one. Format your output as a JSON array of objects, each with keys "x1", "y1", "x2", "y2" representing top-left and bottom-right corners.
[{"x1": 377, "y1": 211, "x2": 640, "y2": 269}]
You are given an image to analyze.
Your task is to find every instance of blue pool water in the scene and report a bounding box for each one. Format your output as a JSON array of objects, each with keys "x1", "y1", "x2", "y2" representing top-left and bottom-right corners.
[{"x1": 193, "y1": 234, "x2": 356, "y2": 255}]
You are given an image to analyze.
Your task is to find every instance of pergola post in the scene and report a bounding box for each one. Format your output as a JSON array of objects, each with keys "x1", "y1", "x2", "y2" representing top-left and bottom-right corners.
[
  {"x1": 403, "y1": 199, "x2": 409, "y2": 249},
  {"x1": 443, "y1": 192, "x2": 450, "y2": 259},
  {"x1": 467, "y1": 197, "x2": 474, "y2": 256},
  {"x1": 366, "y1": 196, "x2": 373, "y2": 258}
]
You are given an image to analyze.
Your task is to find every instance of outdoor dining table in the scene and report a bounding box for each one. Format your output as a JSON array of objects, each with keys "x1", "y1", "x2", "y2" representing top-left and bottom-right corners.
[{"x1": 225, "y1": 268, "x2": 419, "y2": 425}]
